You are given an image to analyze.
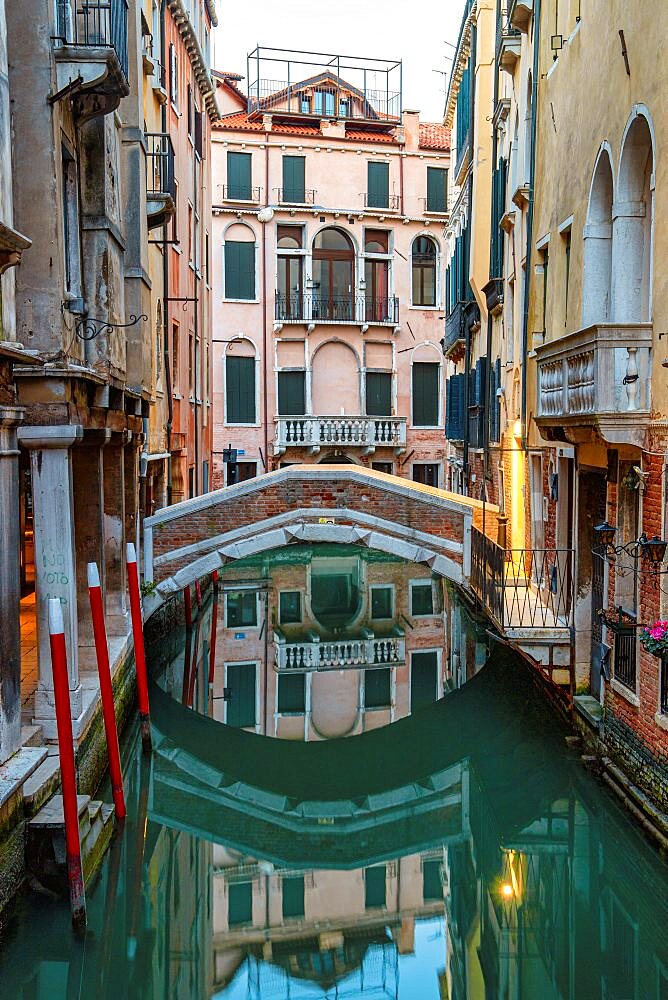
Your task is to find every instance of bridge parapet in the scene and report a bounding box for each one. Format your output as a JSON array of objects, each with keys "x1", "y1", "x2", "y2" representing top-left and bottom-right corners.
[{"x1": 143, "y1": 466, "x2": 499, "y2": 608}]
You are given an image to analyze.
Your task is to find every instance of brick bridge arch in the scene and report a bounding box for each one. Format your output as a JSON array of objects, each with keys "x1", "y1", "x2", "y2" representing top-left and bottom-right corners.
[{"x1": 143, "y1": 466, "x2": 497, "y2": 610}]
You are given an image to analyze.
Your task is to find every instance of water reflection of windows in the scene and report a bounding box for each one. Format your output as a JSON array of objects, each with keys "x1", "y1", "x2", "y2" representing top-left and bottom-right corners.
[
  {"x1": 226, "y1": 591, "x2": 258, "y2": 627},
  {"x1": 277, "y1": 673, "x2": 306, "y2": 714},
  {"x1": 370, "y1": 584, "x2": 393, "y2": 620},
  {"x1": 365, "y1": 865, "x2": 387, "y2": 909},
  {"x1": 279, "y1": 590, "x2": 302, "y2": 624},
  {"x1": 364, "y1": 668, "x2": 391, "y2": 709},
  {"x1": 422, "y1": 858, "x2": 443, "y2": 901},
  {"x1": 411, "y1": 580, "x2": 434, "y2": 617},
  {"x1": 281, "y1": 875, "x2": 305, "y2": 920},
  {"x1": 228, "y1": 881, "x2": 253, "y2": 927}
]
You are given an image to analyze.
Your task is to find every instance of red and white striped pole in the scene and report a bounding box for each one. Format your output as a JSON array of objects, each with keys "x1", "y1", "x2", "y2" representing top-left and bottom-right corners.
[
  {"x1": 48, "y1": 598, "x2": 86, "y2": 933},
  {"x1": 208, "y1": 571, "x2": 219, "y2": 687},
  {"x1": 87, "y1": 562, "x2": 126, "y2": 820},
  {"x1": 126, "y1": 543, "x2": 152, "y2": 753}
]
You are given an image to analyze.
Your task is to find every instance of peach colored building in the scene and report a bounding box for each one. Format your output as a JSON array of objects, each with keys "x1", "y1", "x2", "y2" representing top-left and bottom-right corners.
[{"x1": 209, "y1": 50, "x2": 450, "y2": 487}]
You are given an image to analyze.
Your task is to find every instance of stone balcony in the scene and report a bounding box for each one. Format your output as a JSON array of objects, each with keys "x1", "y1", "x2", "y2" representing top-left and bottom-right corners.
[
  {"x1": 274, "y1": 415, "x2": 407, "y2": 456},
  {"x1": 274, "y1": 632, "x2": 406, "y2": 672},
  {"x1": 534, "y1": 322, "x2": 652, "y2": 447}
]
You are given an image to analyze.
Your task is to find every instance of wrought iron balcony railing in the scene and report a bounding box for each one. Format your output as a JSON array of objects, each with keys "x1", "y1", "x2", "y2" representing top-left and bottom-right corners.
[
  {"x1": 363, "y1": 193, "x2": 400, "y2": 211},
  {"x1": 146, "y1": 133, "x2": 175, "y2": 200},
  {"x1": 274, "y1": 415, "x2": 407, "y2": 456},
  {"x1": 470, "y1": 527, "x2": 574, "y2": 631},
  {"x1": 276, "y1": 188, "x2": 317, "y2": 205},
  {"x1": 220, "y1": 185, "x2": 262, "y2": 203},
  {"x1": 56, "y1": 0, "x2": 129, "y2": 81},
  {"x1": 275, "y1": 292, "x2": 399, "y2": 325}
]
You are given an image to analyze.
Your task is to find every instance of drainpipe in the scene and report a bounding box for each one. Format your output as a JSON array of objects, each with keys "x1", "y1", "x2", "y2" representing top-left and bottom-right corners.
[
  {"x1": 520, "y1": 0, "x2": 541, "y2": 450},
  {"x1": 139, "y1": 415, "x2": 149, "y2": 540},
  {"x1": 462, "y1": 23, "x2": 477, "y2": 495},
  {"x1": 261, "y1": 133, "x2": 270, "y2": 469},
  {"x1": 160, "y1": 0, "x2": 173, "y2": 505}
]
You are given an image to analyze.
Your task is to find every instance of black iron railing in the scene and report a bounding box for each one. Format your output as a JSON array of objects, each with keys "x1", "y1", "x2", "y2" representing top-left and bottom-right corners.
[
  {"x1": 220, "y1": 185, "x2": 262, "y2": 202},
  {"x1": 146, "y1": 133, "x2": 175, "y2": 200},
  {"x1": 275, "y1": 292, "x2": 399, "y2": 324},
  {"x1": 364, "y1": 193, "x2": 400, "y2": 211},
  {"x1": 277, "y1": 188, "x2": 317, "y2": 205},
  {"x1": 470, "y1": 526, "x2": 574, "y2": 630},
  {"x1": 56, "y1": 0, "x2": 129, "y2": 81}
]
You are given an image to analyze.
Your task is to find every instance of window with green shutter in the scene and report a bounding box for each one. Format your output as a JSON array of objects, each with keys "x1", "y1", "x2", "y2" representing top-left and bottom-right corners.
[
  {"x1": 224, "y1": 241, "x2": 255, "y2": 300},
  {"x1": 427, "y1": 167, "x2": 448, "y2": 212},
  {"x1": 226, "y1": 356, "x2": 256, "y2": 423},
  {"x1": 412, "y1": 362, "x2": 440, "y2": 426},
  {"x1": 282, "y1": 155, "x2": 306, "y2": 203},
  {"x1": 365, "y1": 668, "x2": 391, "y2": 709},
  {"x1": 226, "y1": 590, "x2": 258, "y2": 626},
  {"x1": 228, "y1": 881, "x2": 253, "y2": 926},
  {"x1": 227, "y1": 151, "x2": 251, "y2": 200},
  {"x1": 367, "y1": 162, "x2": 389, "y2": 209},
  {"x1": 279, "y1": 590, "x2": 302, "y2": 624},
  {"x1": 411, "y1": 651, "x2": 438, "y2": 711},
  {"x1": 277, "y1": 673, "x2": 306, "y2": 714},
  {"x1": 277, "y1": 370, "x2": 306, "y2": 415},
  {"x1": 365, "y1": 866, "x2": 386, "y2": 909},
  {"x1": 411, "y1": 581, "x2": 434, "y2": 616},
  {"x1": 282, "y1": 876, "x2": 305, "y2": 919},
  {"x1": 225, "y1": 664, "x2": 256, "y2": 728},
  {"x1": 365, "y1": 372, "x2": 392, "y2": 416},
  {"x1": 422, "y1": 859, "x2": 442, "y2": 901}
]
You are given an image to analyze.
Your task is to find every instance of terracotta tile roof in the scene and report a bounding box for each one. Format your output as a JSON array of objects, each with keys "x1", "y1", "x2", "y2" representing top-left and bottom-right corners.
[
  {"x1": 345, "y1": 128, "x2": 396, "y2": 144},
  {"x1": 212, "y1": 70, "x2": 244, "y2": 81},
  {"x1": 419, "y1": 122, "x2": 451, "y2": 151},
  {"x1": 213, "y1": 112, "x2": 396, "y2": 144}
]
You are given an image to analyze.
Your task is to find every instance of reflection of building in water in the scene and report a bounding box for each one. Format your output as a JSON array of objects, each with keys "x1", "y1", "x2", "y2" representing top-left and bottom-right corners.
[
  {"x1": 211, "y1": 845, "x2": 447, "y2": 998},
  {"x1": 211, "y1": 544, "x2": 487, "y2": 738}
]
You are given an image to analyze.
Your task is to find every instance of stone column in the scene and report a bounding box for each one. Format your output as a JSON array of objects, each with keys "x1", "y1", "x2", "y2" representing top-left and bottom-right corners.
[
  {"x1": 103, "y1": 433, "x2": 128, "y2": 635},
  {"x1": 0, "y1": 406, "x2": 25, "y2": 764},
  {"x1": 17, "y1": 425, "x2": 83, "y2": 732},
  {"x1": 611, "y1": 199, "x2": 647, "y2": 321},
  {"x1": 73, "y1": 429, "x2": 109, "y2": 669}
]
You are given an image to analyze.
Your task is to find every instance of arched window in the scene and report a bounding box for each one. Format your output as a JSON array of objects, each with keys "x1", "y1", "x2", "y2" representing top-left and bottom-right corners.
[
  {"x1": 582, "y1": 149, "x2": 613, "y2": 326},
  {"x1": 412, "y1": 236, "x2": 437, "y2": 307},
  {"x1": 364, "y1": 229, "x2": 392, "y2": 322},
  {"x1": 312, "y1": 228, "x2": 355, "y2": 321},
  {"x1": 224, "y1": 223, "x2": 256, "y2": 301},
  {"x1": 614, "y1": 112, "x2": 654, "y2": 322}
]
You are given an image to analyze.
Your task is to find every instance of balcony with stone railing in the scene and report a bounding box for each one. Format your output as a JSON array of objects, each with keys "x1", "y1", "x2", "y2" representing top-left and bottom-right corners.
[
  {"x1": 274, "y1": 415, "x2": 407, "y2": 456},
  {"x1": 274, "y1": 632, "x2": 406, "y2": 672},
  {"x1": 534, "y1": 323, "x2": 652, "y2": 447}
]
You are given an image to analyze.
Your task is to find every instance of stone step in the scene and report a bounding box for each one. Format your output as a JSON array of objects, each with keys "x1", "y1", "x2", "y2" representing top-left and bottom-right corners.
[
  {"x1": 82, "y1": 801, "x2": 115, "y2": 888},
  {"x1": 27, "y1": 793, "x2": 116, "y2": 893},
  {"x1": 22, "y1": 754, "x2": 61, "y2": 817},
  {"x1": 29, "y1": 794, "x2": 91, "y2": 831},
  {"x1": 21, "y1": 724, "x2": 43, "y2": 748}
]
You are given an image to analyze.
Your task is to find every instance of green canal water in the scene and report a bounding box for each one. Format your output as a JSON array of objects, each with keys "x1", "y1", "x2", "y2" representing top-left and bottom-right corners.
[{"x1": 1, "y1": 543, "x2": 668, "y2": 999}]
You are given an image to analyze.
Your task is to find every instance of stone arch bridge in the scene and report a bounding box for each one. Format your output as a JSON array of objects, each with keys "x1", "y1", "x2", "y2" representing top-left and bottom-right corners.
[{"x1": 143, "y1": 466, "x2": 497, "y2": 609}]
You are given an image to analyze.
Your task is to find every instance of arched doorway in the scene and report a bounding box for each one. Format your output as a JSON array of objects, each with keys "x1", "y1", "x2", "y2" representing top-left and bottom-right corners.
[{"x1": 312, "y1": 228, "x2": 355, "y2": 321}]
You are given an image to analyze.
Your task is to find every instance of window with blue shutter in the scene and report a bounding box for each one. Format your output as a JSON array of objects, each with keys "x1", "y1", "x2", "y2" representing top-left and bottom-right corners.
[
  {"x1": 282, "y1": 876, "x2": 305, "y2": 919},
  {"x1": 447, "y1": 373, "x2": 466, "y2": 441},
  {"x1": 412, "y1": 362, "x2": 440, "y2": 426},
  {"x1": 365, "y1": 866, "x2": 386, "y2": 909},
  {"x1": 226, "y1": 356, "x2": 256, "y2": 423},
  {"x1": 227, "y1": 151, "x2": 252, "y2": 200},
  {"x1": 277, "y1": 370, "x2": 306, "y2": 415},
  {"x1": 224, "y1": 241, "x2": 255, "y2": 300},
  {"x1": 427, "y1": 167, "x2": 448, "y2": 212},
  {"x1": 282, "y1": 155, "x2": 306, "y2": 203},
  {"x1": 367, "y1": 162, "x2": 389, "y2": 209},
  {"x1": 365, "y1": 372, "x2": 392, "y2": 416}
]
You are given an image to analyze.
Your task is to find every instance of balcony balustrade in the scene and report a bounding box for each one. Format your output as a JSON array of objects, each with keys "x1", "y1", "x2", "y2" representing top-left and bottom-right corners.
[
  {"x1": 276, "y1": 188, "x2": 317, "y2": 205},
  {"x1": 53, "y1": 0, "x2": 130, "y2": 122},
  {"x1": 534, "y1": 323, "x2": 652, "y2": 447},
  {"x1": 275, "y1": 293, "x2": 399, "y2": 327},
  {"x1": 220, "y1": 184, "x2": 263, "y2": 203},
  {"x1": 145, "y1": 132, "x2": 176, "y2": 230},
  {"x1": 363, "y1": 193, "x2": 400, "y2": 212},
  {"x1": 275, "y1": 634, "x2": 406, "y2": 671},
  {"x1": 274, "y1": 415, "x2": 407, "y2": 456}
]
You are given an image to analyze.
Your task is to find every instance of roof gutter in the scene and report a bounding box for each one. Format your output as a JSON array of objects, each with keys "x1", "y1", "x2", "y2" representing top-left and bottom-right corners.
[{"x1": 167, "y1": 0, "x2": 220, "y2": 121}]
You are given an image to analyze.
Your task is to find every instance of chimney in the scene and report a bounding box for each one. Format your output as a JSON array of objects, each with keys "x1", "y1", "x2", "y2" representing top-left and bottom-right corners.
[{"x1": 402, "y1": 109, "x2": 420, "y2": 151}]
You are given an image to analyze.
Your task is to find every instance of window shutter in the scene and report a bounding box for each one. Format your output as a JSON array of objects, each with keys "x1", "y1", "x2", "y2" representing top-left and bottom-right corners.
[
  {"x1": 422, "y1": 860, "x2": 442, "y2": 901},
  {"x1": 364, "y1": 668, "x2": 391, "y2": 708},
  {"x1": 226, "y1": 355, "x2": 256, "y2": 423},
  {"x1": 226, "y1": 663, "x2": 256, "y2": 728},
  {"x1": 194, "y1": 111, "x2": 203, "y2": 158},
  {"x1": 367, "y1": 162, "x2": 389, "y2": 209},
  {"x1": 282, "y1": 155, "x2": 305, "y2": 203},
  {"x1": 278, "y1": 370, "x2": 306, "y2": 415},
  {"x1": 282, "y1": 876, "x2": 305, "y2": 919},
  {"x1": 365, "y1": 866, "x2": 386, "y2": 909},
  {"x1": 225, "y1": 241, "x2": 255, "y2": 300},
  {"x1": 228, "y1": 882, "x2": 253, "y2": 926},
  {"x1": 412, "y1": 362, "x2": 439, "y2": 426},
  {"x1": 277, "y1": 673, "x2": 306, "y2": 713},
  {"x1": 427, "y1": 167, "x2": 447, "y2": 212},
  {"x1": 449, "y1": 373, "x2": 466, "y2": 440},
  {"x1": 445, "y1": 377, "x2": 451, "y2": 438},
  {"x1": 366, "y1": 372, "x2": 392, "y2": 416},
  {"x1": 227, "y1": 151, "x2": 251, "y2": 200}
]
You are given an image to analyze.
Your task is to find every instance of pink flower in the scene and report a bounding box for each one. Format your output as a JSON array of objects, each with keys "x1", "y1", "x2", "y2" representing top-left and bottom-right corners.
[{"x1": 650, "y1": 624, "x2": 667, "y2": 640}]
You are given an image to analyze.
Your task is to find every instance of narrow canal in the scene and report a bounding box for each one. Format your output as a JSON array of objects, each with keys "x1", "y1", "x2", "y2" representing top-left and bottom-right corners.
[{"x1": 1, "y1": 543, "x2": 668, "y2": 999}]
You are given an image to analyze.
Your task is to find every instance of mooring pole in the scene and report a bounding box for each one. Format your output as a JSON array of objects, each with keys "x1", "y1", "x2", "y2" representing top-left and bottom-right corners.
[
  {"x1": 87, "y1": 562, "x2": 126, "y2": 820},
  {"x1": 195, "y1": 579, "x2": 202, "y2": 607},
  {"x1": 126, "y1": 543, "x2": 152, "y2": 753},
  {"x1": 208, "y1": 570, "x2": 219, "y2": 687},
  {"x1": 184, "y1": 583, "x2": 193, "y2": 629},
  {"x1": 48, "y1": 598, "x2": 86, "y2": 934}
]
